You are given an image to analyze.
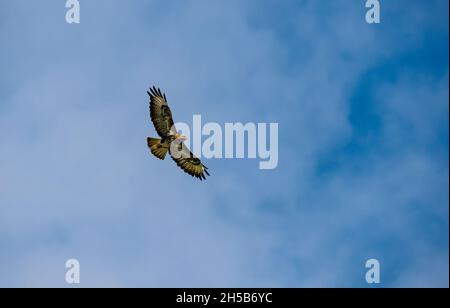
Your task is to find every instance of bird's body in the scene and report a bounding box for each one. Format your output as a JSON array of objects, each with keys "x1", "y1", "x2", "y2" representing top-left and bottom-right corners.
[{"x1": 146, "y1": 86, "x2": 210, "y2": 180}]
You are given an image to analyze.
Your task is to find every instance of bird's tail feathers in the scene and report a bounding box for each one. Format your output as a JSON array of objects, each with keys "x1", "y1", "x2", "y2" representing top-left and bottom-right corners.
[{"x1": 147, "y1": 137, "x2": 169, "y2": 160}]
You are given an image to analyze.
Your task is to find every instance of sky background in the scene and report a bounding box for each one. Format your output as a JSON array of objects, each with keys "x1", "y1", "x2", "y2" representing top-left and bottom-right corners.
[{"x1": 0, "y1": 0, "x2": 448, "y2": 287}]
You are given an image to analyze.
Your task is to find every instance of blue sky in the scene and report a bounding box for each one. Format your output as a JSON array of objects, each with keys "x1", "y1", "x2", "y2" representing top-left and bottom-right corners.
[{"x1": 0, "y1": 0, "x2": 448, "y2": 287}]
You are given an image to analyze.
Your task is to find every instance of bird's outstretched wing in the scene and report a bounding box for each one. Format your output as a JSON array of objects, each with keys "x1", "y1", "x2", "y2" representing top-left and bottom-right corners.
[
  {"x1": 170, "y1": 141, "x2": 210, "y2": 180},
  {"x1": 148, "y1": 86, "x2": 177, "y2": 138}
]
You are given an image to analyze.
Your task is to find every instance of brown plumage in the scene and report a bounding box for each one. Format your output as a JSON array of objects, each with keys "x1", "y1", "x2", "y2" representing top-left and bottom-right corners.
[{"x1": 146, "y1": 86, "x2": 210, "y2": 180}]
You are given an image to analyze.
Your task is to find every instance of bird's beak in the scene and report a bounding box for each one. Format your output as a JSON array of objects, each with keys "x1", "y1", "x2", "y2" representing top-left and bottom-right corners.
[{"x1": 176, "y1": 134, "x2": 188, "y2": 141}]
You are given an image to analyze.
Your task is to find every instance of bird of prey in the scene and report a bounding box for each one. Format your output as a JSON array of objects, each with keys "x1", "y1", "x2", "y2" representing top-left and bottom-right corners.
[{"x1": 146, "y1": 86, "x2": 210, "y2": 180}]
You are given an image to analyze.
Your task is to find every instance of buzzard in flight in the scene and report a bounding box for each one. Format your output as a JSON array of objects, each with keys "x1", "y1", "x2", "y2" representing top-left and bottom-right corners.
[{"x1": 146, "y1": 86, "x2": 210, "y2": 180}]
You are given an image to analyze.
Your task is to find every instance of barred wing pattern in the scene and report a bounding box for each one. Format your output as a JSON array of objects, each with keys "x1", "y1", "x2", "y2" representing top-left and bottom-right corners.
[
  {"x1": 170, "y1": 141, "x2": 210, "y2": 180},
  {"x1": 148, "y1": 86, "x2": 177, "y2": 138}
]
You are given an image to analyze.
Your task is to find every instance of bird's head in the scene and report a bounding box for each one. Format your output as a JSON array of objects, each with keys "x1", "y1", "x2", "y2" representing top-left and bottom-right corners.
[{"x1": 175, "y1": 134, "x2": 188, "y2": 141}]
